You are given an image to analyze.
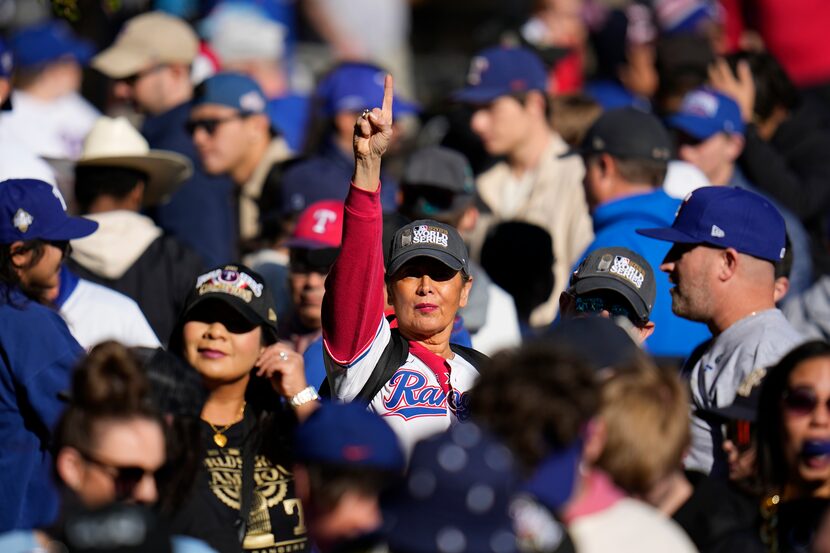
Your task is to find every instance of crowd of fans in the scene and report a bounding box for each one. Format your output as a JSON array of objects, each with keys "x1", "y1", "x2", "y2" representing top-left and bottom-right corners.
[{"x1": 3, "y1": 0, "x2": 830, "y2": 551}]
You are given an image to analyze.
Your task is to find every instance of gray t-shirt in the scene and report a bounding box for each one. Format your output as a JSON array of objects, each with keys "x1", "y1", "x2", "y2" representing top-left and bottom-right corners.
[{"x1": 683, "y1": 308, "x2": 804, "y2": 474}]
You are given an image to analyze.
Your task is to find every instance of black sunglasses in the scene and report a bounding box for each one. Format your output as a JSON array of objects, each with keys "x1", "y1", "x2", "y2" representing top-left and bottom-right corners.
[
  {"x1": 783, "y1": 387, "x2": 830, "y2": 416},
  {"x1": 79, "y1": 450, "x2": 156, "y2": 501},
  {"x1": 572, "y1": 292, "x2": 641, "y2": 323},
  {"x1": 185, "y1": 113, "x2": 248, "y2": 136}
]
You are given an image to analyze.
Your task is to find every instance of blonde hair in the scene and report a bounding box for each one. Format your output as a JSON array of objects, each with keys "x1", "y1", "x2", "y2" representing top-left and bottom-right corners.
[{"x1": 596, "y1": 362, "x2": 691, "y2": 496}]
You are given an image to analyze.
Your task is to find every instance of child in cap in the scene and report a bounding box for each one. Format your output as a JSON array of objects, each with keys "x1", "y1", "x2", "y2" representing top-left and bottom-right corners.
[
  {"x1": 0, "y1": 178, "x2": 97, "y2": 530},
  {"x1": 167, "y1": 263, "x2": 317, "y2": 553}
]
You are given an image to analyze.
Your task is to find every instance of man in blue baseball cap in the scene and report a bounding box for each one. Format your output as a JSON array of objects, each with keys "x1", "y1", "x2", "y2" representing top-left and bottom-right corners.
[
  {"x1": 0, "y1": 20, "x2": 98, "y2": 160},
  {"x1": 666, "y1": 87, "x2": 813, "y2": 297},
  {"x1": 636, "y1": 186, "x2": 805, "y2": 476},
  {"x1": 0, "y1": 178, "x2": 96, "y2": 531},
  {"x1": 454, "y1": 46, "x2": 592, "y2": 328},
  {"x1": 189, "y1": 72, "x2": 291, "y2": 251}
]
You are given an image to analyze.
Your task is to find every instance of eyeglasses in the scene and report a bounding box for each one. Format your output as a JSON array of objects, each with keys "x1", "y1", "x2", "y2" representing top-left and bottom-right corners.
[
  {"x1": 185, "y1": 114, "x2": 248, "y2": 136},
  {"x1": 782, "y1": 387, "x2": 830, "y2": 416},
  {"x1": 79, "y1": 450, "x2": 157, "y2": 501},
  {"x1": 573, "y1": 295, "x2": 637, "y2": 321},
  {"x1": 722, "y1": 419, "x2": 755, "y2": 453},
  {"x1": 117, "y1": 64, "x2": 167, "y2": 87}
]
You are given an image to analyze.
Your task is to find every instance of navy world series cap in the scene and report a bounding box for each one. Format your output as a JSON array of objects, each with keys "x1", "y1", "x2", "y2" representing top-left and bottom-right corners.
[
  {"x1": 0, "y1": 179, "x2": 98, "y2": 244},
  {"x1": 636, "y1": 186, "x2": 786, "y2": 262},
  {"x1": 453, "y1": 46, "x2": 548, "y2": 104},
  {"x1": 295, "y1": 402, "x2": 404, "y2": 471},
  {"x1": 387, "y1": 220, "x2": 470, "y2": 277}
]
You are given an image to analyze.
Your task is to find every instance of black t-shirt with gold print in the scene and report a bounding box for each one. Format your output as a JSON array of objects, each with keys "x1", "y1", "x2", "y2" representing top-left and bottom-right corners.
[{"x1": 171, "y1": 411, "x2": 309, "y2": 553}]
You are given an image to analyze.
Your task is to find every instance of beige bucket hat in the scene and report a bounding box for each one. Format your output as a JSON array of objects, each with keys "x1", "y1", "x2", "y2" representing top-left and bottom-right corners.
[
  {"x1": 92, "y1": 11, "x2": 199, "y2": 79},
  {"x1": 76, "y1": 116, "x2": 192, "y2": 206}
]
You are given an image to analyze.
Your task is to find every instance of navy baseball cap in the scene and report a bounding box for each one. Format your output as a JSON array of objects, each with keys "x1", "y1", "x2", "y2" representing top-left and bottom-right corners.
[
  {"x1": 387, "y1": 220, "x2": 470, "y2": 278},
  {"x1": 0, "y1": 179, "x2": 97, "y2": 244},
  {"x1": 11, "y1": 20, "x2": 94, "y2": 69},
  {"x1": 454, "y1": 46, "x2": 548, "y2": 104},
  {"x1": 666, "y1": 88, "x2": 745, "y2": 140},
  {"x1": 193, "y1": 72, "x2": 268, "y2": 114},
  {"x1": 317, "y1": 62, "x2": 418, "y2": 119},
  {"x1": 636, "y1": 186, "x2": 786, "y2": 262},
  {"x1": 522, "y1": 440, "x2": 582, "y2": 512},
  {"x1": 382, "y1": 423, "x2": 519, "y2": 553},
  {"x1": 295, "y1": 402, "x2": 404, "y2": 471}
]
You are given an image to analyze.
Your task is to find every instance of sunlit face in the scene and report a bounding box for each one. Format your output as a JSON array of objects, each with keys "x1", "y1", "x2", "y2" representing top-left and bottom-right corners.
[
  {"x1": 470, "y1": 96, "x2": 533, "y2": 156},
  {"x1": 781, "y1": 356, "x2": 830, "y2": 495},
  {"x1": 71, "y1": 417, "x2": 166, "y2": 507},
  {"x1": 677, "y1": 133, "x2": 737, "y2": 185},
  {"x1": 660, "y1": 243, "x2": 719, "y2": 323},
  {"x1": 14, "y1": 240, "x2": 67, "y2": 300},
  {"x1": 387, "y1": 257, "x2": 471, "y2": 341},
  {"x1": 113, "y1": 64, "x2": 173, "y2": 115},
  {"x1": 189, "y1": 103, "x2": 254, "y2": 176},
  {"x1": 182, "y1": 301, "x2": 265, "y2": 388}
]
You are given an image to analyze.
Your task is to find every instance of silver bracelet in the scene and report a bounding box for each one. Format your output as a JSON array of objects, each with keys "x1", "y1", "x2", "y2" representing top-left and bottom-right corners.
[{"x1": 290, "y1": 386, "x2": 320, "y2": 408}]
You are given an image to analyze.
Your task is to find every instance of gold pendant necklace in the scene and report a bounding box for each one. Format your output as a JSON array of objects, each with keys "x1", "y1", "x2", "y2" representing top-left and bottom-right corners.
[{"x1": 206, "y1": 401, "x2": 246, "y2": 448}]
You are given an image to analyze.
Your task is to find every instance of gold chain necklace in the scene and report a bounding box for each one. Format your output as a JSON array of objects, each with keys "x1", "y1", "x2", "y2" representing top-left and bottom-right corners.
[{"x1": 206, "y1": 401, "x2": 246, "y2": 448}]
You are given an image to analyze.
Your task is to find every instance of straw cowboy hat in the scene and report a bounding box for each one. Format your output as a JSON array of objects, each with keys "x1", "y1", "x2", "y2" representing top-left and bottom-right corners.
[{"x1": 76, "y1": 116, "x2": 192, "y2": 206}]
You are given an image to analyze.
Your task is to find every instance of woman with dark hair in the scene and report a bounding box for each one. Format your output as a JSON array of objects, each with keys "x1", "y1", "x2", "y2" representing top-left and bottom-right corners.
[
  {"x1": 756, "y1": 340, "x2": 830, "y2": 552},
  {"x1": 168, "y1": 264, "x2": 316, "y2": 553},
  {"x1": 0, "y1": 178, "x2": 97, "y2": 531}
]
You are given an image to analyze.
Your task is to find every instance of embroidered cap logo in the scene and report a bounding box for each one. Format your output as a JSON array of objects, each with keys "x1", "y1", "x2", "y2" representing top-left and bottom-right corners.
[{"x1": 13, "y1": 208, "x2": 33, "y2": 233}]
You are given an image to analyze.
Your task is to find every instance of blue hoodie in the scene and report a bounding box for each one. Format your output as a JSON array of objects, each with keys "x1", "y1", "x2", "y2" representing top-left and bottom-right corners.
[
  {"x1": 0, "y1": 287, "x2": 83, "y2": 531},
  {"x1": 578, "y1": 189, "x2": 711, "y2": 359}
]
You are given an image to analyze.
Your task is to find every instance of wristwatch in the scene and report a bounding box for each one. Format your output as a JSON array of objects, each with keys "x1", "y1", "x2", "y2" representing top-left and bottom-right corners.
[{"x1": 290, "y1": 386, "x2": 320, "y2": 408}]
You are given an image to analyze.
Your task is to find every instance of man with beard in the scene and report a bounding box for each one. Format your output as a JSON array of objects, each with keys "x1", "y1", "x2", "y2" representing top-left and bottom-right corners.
[{"x1": 637, "y1": 186, "x2": 804, "y2": 476}]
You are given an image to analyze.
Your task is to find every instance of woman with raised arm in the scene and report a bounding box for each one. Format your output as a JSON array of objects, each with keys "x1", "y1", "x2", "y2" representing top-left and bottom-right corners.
[{"x1": 321, "y1": 75, "x2": 485, "y2": 455}]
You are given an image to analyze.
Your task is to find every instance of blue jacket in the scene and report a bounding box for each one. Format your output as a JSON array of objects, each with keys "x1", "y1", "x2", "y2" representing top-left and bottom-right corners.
[
  {"x1": 0, "y1": 288, "x2": 83, "y2": 531},
  {"x1": 579, "y1": 189, "x2": 711, "y2": 359},
  {"x1": 143, "y1": 102, "x2": 236, "y2": 267}
]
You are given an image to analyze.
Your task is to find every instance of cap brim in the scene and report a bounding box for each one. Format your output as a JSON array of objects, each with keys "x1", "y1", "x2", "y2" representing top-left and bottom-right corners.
[
  {"x1": 387, "y1": 248, "x2": 464, "y2": 277},
  {"x1": 702, "y1": 402, "x2": 757, "y2": 423},
  {"x1": 91, "y1": 47, "x2": 152, "y2": 79},
  {"x1": 572, "y1": 276, "x2": 650, "y2": 321},
  {"x1": 522, "y1": 441, "x2": 581, "y2": 512},
  {"x1": 451, "y1": 86, "x2": 505, "y2": 104},
  {"x1": 49, "y1": 216, "x2": 99, "y2": 241},
  {"x1": 635, "y1": 226, "x2": 701, "y2": 244},
  {"x1": 75, "y1": 151, "x2": 192, "y2": 206},
  {"x1": 183, "y1": 294, "x2": 277, "y2": 338},
  {"x1": 665, "y1": 114, "x2": 715, "y2": 140}
]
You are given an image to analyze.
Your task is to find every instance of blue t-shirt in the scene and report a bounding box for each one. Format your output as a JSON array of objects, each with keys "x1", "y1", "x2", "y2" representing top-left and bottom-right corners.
[{"x1": 0, "y1": 287, "x2": 84, "y2": 531}]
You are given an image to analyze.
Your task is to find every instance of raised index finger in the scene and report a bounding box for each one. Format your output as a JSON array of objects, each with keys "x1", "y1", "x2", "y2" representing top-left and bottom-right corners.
[{"x1": 381, "y1": 73, "x2": 394, "y2": 119}]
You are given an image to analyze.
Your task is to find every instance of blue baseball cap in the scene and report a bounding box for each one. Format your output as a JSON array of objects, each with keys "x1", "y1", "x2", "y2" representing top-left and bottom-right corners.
[
  {"x1": 381, "y1": 423, "x2": 519, "y2": 553},
  {"x1": 666, "y1": 88, "x2": 745, "y2": 140},
  {"x1": 11, "y1": 20, "x2": 94, "y2": 69},
  {"x1": 316, "y1": 62, "x2": 418, "y2": 119},
  {"x1": 522, "y1": 440, "x2": 582, "y2": 512},
  {"x1": 636, "y1": 186, "x2": 786, "y2": 262},
  {"x1": 294, "y1": 402, "x2": 405, "y2": 471},
  {"x1": 0, "y1": 179, "x2": 98, "y2": 244},
  {"x1": 193, "y1": 72, "x2": 268, "y2": 114},
  {"x1": 453, "y1": 46, "x2": 548, "y2": 104}
]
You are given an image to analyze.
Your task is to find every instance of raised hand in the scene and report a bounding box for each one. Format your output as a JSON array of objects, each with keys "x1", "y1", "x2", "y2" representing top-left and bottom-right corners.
[
  {"x1": 709, "y1": 58, "x2": 755, "y2": 123},
  {"x1": 353, "y1": 73, "x2": 394, "y2": 161},
  {"x1": 255, "y1": 343, "x2": 309, "y2": 400}
]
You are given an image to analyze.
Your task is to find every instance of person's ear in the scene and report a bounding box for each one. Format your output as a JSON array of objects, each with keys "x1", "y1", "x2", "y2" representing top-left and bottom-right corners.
[
  {"x1": 56, "y1": 448, "x2": 85, "y2": 492},
  {"x1": 458, "y1": 205, "x2": 479, "y2": 234},
  {"x1": 525, "y1": 90, "x2": 547, "y2": 117},
  {"x1": 582, "y1": 417, "x2": 607, "y2": 466},
  {"x1": 773, "y1": 275, "x2": 790, "y2": 303},
  {"x1": 598, "y1": 153, "x2": 616, "y2": 179},
  {"x1": 559, "y1": 290, "x2": 575, "y2": 317},
  {"x1": 9, "y1": 240, "x2": 31, "y2": 271},
  {"x1": 128, "y1": 181, "x2": 145, "y2": 210},
  {"x1": 249, "y1": 113, "x2": 271, "y2": 137},
  {"x1": 726, "y1": 134, "x2": 745, "y2": 162},
  {"x1": 638, "y1": 320, "x2": 656, "y2": 342},
  {"x1": 719, "y1": 247, "x2": 740, "y2": 281},
  {"x1": 458, "y1": 275, "x2": 473, "y2": 308}
]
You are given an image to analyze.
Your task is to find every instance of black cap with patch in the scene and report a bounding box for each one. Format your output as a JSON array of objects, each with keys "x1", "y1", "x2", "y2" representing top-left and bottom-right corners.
[
  {"x1": 577, "y1": 107, "x2": 672, "y2": 161},
  {"x1": 387, "y1": 220, "x2": 470, "y2": 277},
  {"x1": 181, "y1": 264, "x2": 278, "y2": 342},
  {"x1": 401, "y1": 147, "x2": 476, "y2": 219},
  {"x1": 569, "y1": 247, "x2": 656, "y2": 322}
]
